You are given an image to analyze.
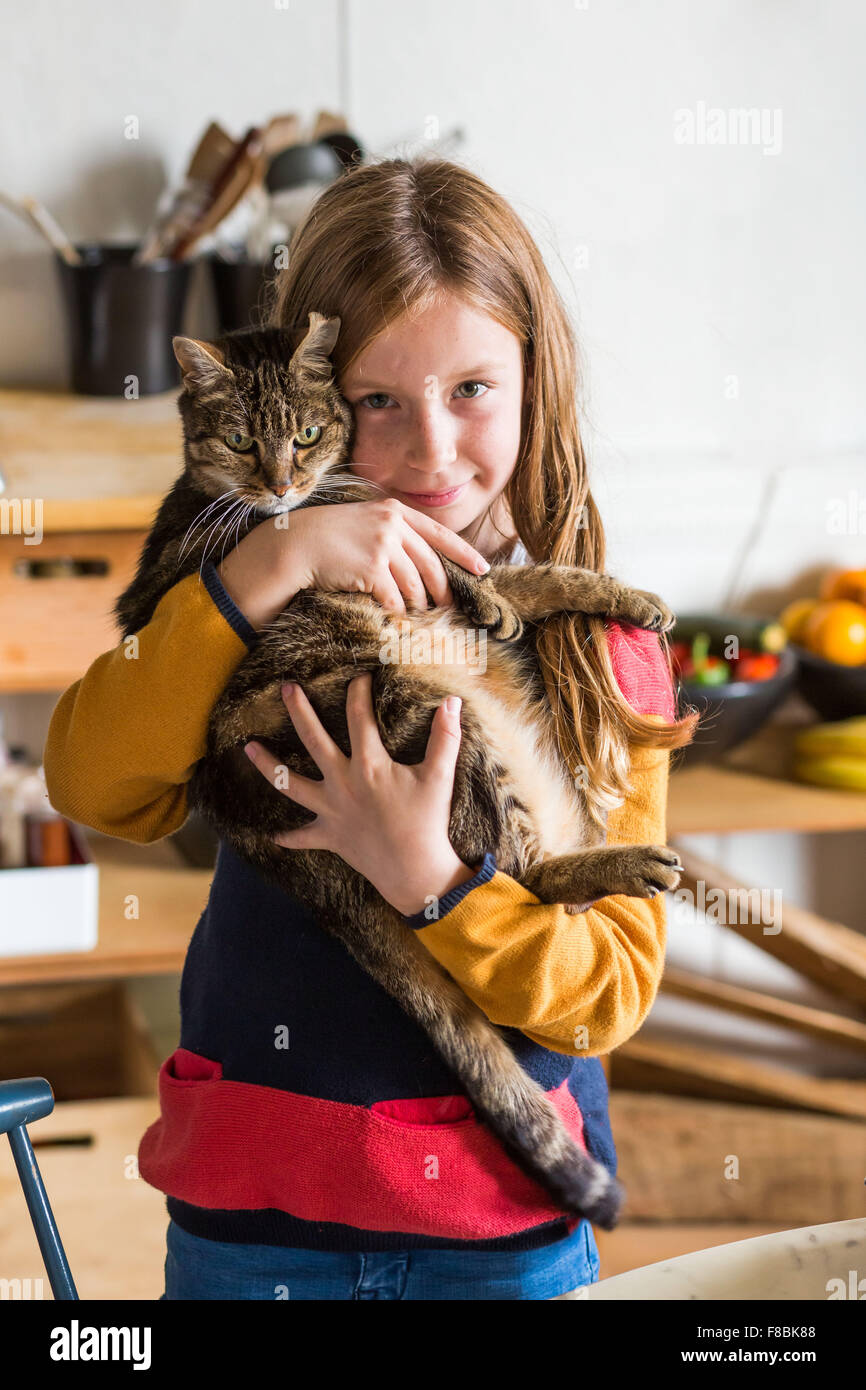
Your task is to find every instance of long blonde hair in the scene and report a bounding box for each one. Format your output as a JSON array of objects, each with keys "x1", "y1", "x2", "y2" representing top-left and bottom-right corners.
[{"x1": 270, "y1": 156, "x2": 697, "y2": 825}]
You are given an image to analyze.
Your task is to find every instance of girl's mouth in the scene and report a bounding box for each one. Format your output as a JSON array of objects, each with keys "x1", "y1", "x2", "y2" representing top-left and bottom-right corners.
[{"x1": 394, "y1": 482, "x2": 468, "y2": 508}]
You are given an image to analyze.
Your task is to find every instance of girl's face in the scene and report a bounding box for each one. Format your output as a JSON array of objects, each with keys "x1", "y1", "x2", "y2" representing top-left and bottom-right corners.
[{"x1": 339, "y1": 292, "x2": 528, "y2": 554}]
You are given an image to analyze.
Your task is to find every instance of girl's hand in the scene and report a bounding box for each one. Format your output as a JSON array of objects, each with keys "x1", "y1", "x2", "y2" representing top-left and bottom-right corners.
[
  {"x1": 243, "y1": 672, "x2": 480, "y2": 917},
  {"x1": 288, "y1": 497, "x2": 491, "y2": 615}
]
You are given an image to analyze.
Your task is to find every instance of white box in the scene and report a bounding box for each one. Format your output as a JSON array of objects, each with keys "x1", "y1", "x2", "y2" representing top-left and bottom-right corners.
[{"x1": 0, "y1": 822, "x2": 99, "y2": 958}]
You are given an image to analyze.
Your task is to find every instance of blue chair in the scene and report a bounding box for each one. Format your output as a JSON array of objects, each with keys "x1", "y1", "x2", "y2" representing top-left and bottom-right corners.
[{"x1": 0, "y1": 1078, "x2": 78, "y2": 1300}]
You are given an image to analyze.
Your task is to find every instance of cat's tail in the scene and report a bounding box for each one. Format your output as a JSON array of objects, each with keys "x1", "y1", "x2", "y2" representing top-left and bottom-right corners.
[
  {"x1": 422, "y1": 952, "x2": 625, "y2": 1229},
  {"x1": 338, "y1": 891, "x2": 625, "y2": 1230}
]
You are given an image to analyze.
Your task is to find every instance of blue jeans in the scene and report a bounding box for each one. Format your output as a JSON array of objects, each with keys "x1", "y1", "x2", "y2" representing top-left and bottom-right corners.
[{"x1": 160, "y1": 1217, "x2": 600, "y2": 1300}]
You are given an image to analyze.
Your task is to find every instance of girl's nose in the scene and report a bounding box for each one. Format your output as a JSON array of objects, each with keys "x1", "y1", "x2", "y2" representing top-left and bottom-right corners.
[{"x1": 405, "y1": 402, "x2": 458, "y2": 474}]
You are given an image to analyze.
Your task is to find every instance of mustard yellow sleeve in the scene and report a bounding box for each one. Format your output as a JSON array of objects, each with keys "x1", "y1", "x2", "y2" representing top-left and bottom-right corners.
[
  {"x1": 43, "y1": 565, "x2": 255, "y2": 844},
  {"x1": 410, "y1": 734, "x2": 670, "y2": 1059}
]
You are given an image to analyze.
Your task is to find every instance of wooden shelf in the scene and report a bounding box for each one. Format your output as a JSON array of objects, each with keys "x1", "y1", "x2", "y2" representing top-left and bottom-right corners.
[
  {"x1": 0, "y1": 388, "x2": 182, "y2": 532},
  {"x1": 0, "y1": 832, "x2": 212, "y2": 986},
  {"x1": 669, "y1": 722, "x2": 866, "y2": 835}
]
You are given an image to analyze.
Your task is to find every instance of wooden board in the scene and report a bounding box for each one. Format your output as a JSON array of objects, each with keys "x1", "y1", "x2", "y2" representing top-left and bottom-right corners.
[
  {"x1": 610, "y1": 1090, "x2": 866, "y2": 1223},
  {"x1": 0, "y1": 388, "x2": 182, "y2": 532},
  {"x1": 660, "y1": 965, "x2": 866, "y2": 1053},
  {"x1": 612, "y1": 1036, "x2": 866, "y2": 1119},
  {"x1": 669, "y1": 744, "x2": 866, "y2": 834},
  {"x1": 675, "y1": 848, "x2": 866, "y2": 1009}
]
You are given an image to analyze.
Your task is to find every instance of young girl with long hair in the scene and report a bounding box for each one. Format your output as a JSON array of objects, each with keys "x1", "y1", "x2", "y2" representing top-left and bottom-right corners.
[{"x1": 44, "y1": 155, "x2": 696, "y2": 1300}]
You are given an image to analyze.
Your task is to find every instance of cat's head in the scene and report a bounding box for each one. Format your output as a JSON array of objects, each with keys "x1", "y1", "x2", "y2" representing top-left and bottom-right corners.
[{"x1": 172, "y1": 312, "x2": 354, "y2": 517}]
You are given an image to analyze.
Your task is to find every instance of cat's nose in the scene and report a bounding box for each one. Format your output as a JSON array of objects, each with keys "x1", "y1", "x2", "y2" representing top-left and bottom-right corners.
[{"x1": 271, "y1": 483, "x2": 291, "y2": 498}]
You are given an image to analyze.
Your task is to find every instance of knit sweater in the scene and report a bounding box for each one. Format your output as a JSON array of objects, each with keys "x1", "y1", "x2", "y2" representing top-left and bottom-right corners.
[{"x1": 42, "y1": 543, "x2": 676, "y2": 1251}]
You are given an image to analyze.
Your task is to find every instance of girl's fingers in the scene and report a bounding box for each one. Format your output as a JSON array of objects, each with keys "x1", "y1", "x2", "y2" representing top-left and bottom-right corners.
[
  {"x1": 374, "y1": 568, "x2": 406, "y2": 614},
  {"x1": 422, "y1": 696, "x2": 462, "y2": 784},
  {"x1": 272, "y1": 823, "x2": 325, "y2": 851},
  {"x1": 400, "y1": 505, "x2": 490, "y2": 575},
  {"x1": 401, "y1": 529, "x2": 453, "y2": 608},
  {"x1": 345, "y1": 672, "x2": 387, "y2": 767},
  {"x1": 279, "y1": 682, "x2": 345, "y2": 775},
  {"x1": 244, "y1": 739, "x2": 327, "y2": 814},
  {"x1": 386, "y1": 543, "x2": 430, "y2": 613}
]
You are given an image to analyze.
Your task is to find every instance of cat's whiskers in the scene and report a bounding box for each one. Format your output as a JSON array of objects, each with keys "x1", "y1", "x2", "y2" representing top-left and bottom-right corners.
[
  {"x1": 198, "y1": 496, "x2": 253, "y2": 573},
  {"x1": 220, "y1": 499, "x2": 260, "y2": 568},
  {"x1": 310, "y1": 473, "x2": 388, "y2": 500},
  {"x1": 177, "y1": 488, "x2": 246, "y2": 564}
]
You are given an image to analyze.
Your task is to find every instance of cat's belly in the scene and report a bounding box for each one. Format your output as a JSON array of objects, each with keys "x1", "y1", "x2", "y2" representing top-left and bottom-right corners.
[{"x1": 393, "y1": 609, "x2": 588, "y2": 861}]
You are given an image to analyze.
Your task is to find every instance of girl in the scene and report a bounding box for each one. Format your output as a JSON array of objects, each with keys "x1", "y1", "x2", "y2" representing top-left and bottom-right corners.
[{"x1": 43, "y1": 156, "x2": 696, "y2": 1300}]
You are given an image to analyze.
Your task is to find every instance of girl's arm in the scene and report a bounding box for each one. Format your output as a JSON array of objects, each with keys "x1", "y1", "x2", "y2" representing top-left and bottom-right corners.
[
  {"x1": 403, "y1": 624, "x2": 677, "y2": 1058},
  {"x1": 42, "y1": 563, "x2": 265, "y2": 842},
  {"x1": 43, "y1": 500, "x2": 488, "y2": 844}
]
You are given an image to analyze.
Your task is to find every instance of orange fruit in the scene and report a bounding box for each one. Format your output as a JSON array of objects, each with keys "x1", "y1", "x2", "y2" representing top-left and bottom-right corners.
[
  {"x1": 819, "y1": 567, "x2": 866, "y2": 604},
  {"x1": 779, "y1": 598, "x2": 819, "y2": 644},
  {"x1": 802, "y1": 600, "x2": 866, "y2": 665}
]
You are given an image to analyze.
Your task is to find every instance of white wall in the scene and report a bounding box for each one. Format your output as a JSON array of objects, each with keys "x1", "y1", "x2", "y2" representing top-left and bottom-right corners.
[
  {"x1": 0, "y1": 0, "x2": 343, "y2": 382},
  {"x1": 2, "y1": 2, "x2": 864, "y2": 1049},
  {"x1": 346, "y1": 0, "x2": 866, "y2": 612}
]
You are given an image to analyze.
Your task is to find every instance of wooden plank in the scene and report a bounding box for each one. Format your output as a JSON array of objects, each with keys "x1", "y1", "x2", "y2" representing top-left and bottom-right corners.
[
  {"x1": 610, "y1": 1090, "x2": 866, "y2": 1223},
  {"x1": 0, "y1": 388, "x2": 182, "y2": 533},
  {"x1": 669, "y1": 752, "x2": 866, "y2": 834},
  {"x1": 660, "y1": 965, "x2": 866, "y2": 1053},
  {"x1": 612, "y1": 1036, "x2": 866, "y2": 1118},
  {"x1": 674, "y1": 848, "x2": 866, "y2": 1008}
]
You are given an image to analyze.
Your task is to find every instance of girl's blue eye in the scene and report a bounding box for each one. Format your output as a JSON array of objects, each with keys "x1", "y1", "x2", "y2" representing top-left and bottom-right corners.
[
  {"x1": 360, "y1": 383, "x2": 489, "y2": 408},
  {"x1": 455, "y1": 381, "x2": 489, "y2": 399}
]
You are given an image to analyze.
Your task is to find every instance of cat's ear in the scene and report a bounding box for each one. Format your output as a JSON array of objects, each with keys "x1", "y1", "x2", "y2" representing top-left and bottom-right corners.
[
  {"x1": 173, "y1": 337, "x2": 232, "y2": 391},
  {"x1": 290, "y1": 312, "x2": 341, "y2": 382}
]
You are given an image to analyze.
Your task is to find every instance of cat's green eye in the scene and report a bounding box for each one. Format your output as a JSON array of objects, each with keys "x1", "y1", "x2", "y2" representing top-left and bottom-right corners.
[
  {"x1": 294, "y1": 425, "x2": 322, "y2": 448},
  {"x1": 224, "y1": 431, "x2": 255, "y2": 452}
]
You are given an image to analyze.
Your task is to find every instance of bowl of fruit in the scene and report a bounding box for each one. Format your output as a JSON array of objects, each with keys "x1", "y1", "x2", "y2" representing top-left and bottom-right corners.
[
  {"x1": 779, "y1": 568, "x2": 866, "y2": 721},
  {"x1": 671, "y1": 615, "x2": 798, "y2": 764}
]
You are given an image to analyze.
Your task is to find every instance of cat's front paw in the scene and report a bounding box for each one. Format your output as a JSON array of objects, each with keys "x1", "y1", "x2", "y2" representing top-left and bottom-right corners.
[
  {"x1": 461, "y1": 583, "x2": 524, "y2": 641},
  {"x1": 607, "y1": 845, "x2": 683, "y2": 898},
  {"x1": 611, "y1": 586, "x2": 675, "y2": 633},
  {"x1": 484, "y1": 597, "x2": 524, "y2": 642}
]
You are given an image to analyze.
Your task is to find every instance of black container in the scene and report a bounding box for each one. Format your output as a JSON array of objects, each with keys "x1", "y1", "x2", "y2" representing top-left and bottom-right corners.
[
  {"x1": 208, "y1": 254, "x2": 275, "y2": 333},
  {"x1": 674, "y1": 646, "x2": 799, "y2": 764},
  {"x1": 55, "y1": 243, "x2": 192, "y2": 396},
  {"x1": 792, "y1": 644, "x2": 866, "y2": 721}
]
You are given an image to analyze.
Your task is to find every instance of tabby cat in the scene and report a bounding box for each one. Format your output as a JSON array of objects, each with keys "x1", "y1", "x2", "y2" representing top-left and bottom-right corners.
[{"x1": 115, "y1": 313, "x2": 683, "y2": 1230}]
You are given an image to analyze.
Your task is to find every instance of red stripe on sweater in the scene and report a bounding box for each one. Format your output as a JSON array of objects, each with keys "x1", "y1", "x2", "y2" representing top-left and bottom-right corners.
[
  {"x1": 606, "y1": 621, "x2": 676, "y2": 722},
  {"x1": 138, "y1": 1048, "x2": 587, "y2": 1241}
]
